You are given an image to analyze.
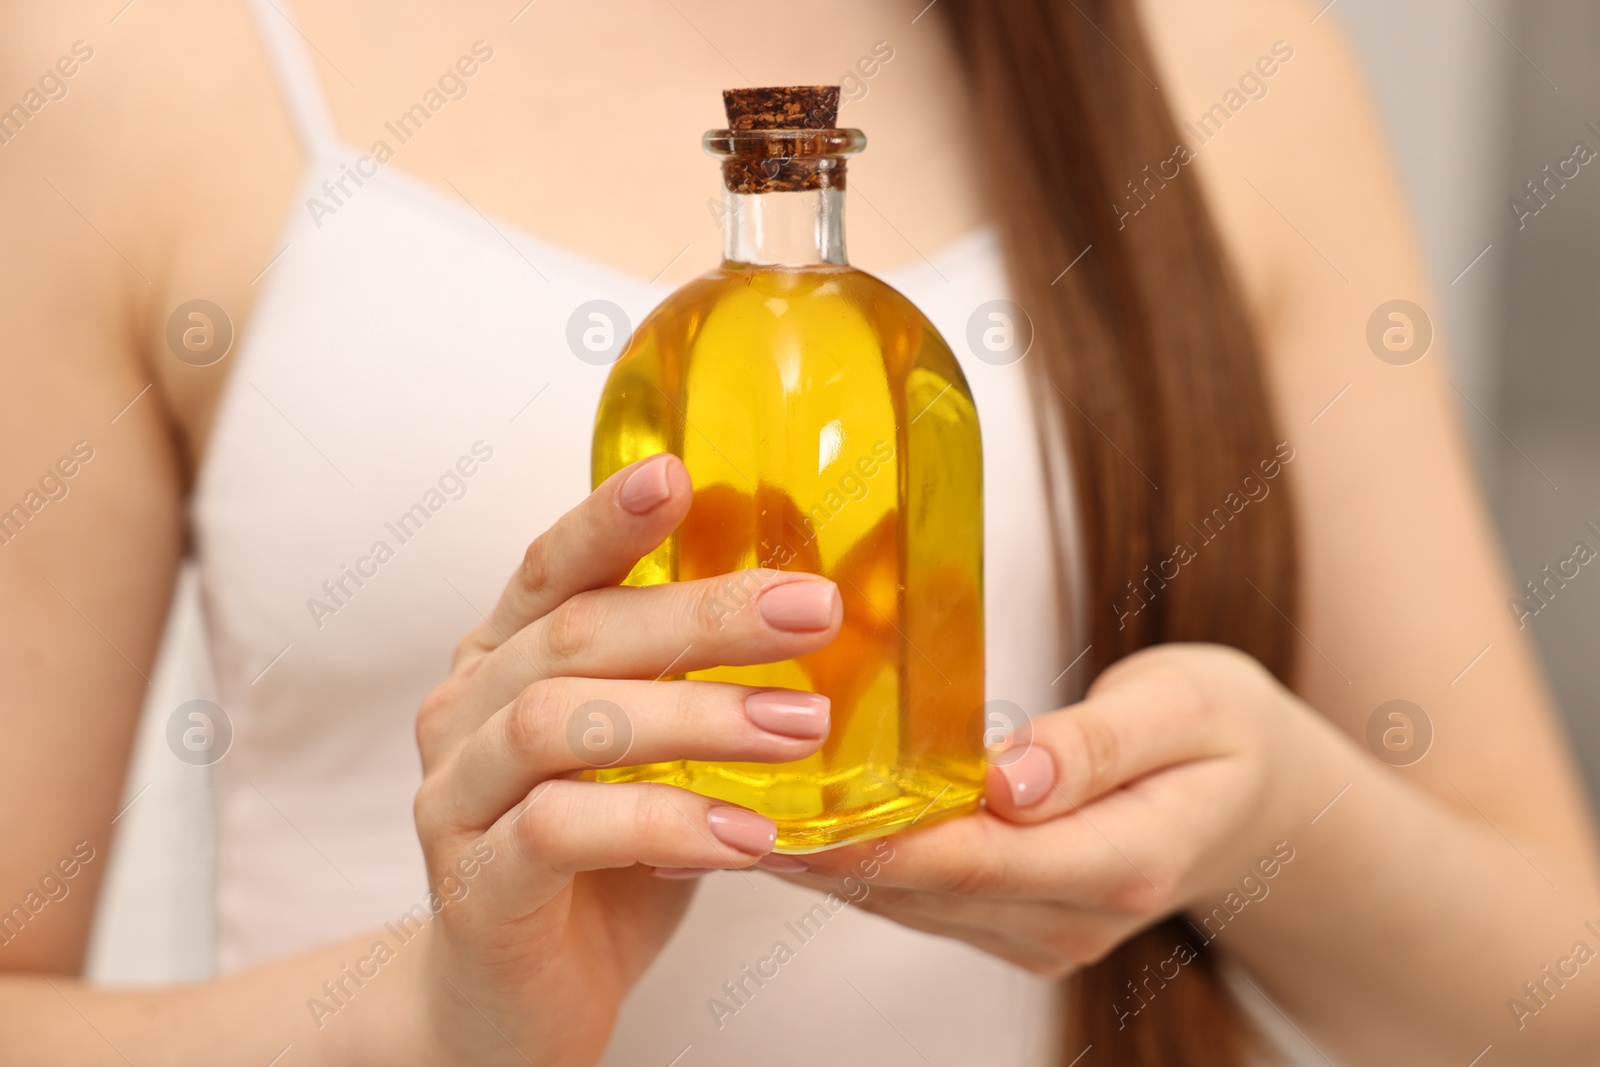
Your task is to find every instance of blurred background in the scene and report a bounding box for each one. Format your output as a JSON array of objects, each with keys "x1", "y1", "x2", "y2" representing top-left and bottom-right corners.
[
  {"x1": 1339, "y1": 0, "x2": 1600, "y2": 811},
  {"x1": 86, "y1": 0, "x2": 1600, "y2": 983}
]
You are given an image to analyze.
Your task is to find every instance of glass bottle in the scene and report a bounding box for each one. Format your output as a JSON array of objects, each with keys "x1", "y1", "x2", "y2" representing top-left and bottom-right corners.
[{"x1": 591, "y1": 86, "x2": 984, "y2": 852}]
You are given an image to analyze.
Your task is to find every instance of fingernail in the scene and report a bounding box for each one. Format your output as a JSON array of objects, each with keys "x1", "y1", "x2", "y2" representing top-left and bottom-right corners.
[
  {"x1": 996, "y1": 745, "x2": 1056, "y2": 808},
  {"x1": 618, "y1": 456, "x2": 673, "y2": 514},
  {"x1": 706, "y1": 806, "x2": 777, "y2": 856},
  {"x1": 652, "y1": 867, "x2": 713, "y2": 879},
  {"x1": 757, "y1": 580, "x2": 839, "y2": 632},
  {"x1": 756, "y1": 854, "x2": 809, "y2": 872},
  {"x1": 745, "y1": 690, "x2": 831, "y2": 739}
]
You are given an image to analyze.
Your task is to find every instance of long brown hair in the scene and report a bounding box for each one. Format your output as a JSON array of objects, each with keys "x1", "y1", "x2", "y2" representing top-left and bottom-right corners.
[{"x1": 944, "y1": 2, "x2": 1300, "y2": 1064}]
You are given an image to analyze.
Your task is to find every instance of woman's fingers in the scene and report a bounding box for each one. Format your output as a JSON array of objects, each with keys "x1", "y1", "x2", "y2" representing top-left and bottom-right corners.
[
  {"x1": 464, "y1": 570, "x2": 842, "y2": 718},
  {"x1": 471, "y1": 781, "x2": 776, "y2": 915},
  {"x1": 425, "y1": 679, "x2": 830, "y2": 832},
  {"x1": 773, "y1": 871, "x2": 1093, "y2": 947},
  {"x1": 846, "y1": 888, "x2": 1118, "y2": 977},
  {"x1": 461, "y1": 453, "x2": 693, "y2": 660},
  {"x1": 795, "y1": 801, "x2": 1177, "y2": 909},
  {"x1": 851, "y1": 901, "x2": 1071, "y2": 976},
  {"x1": 984, "y1": 659, "x2": 1231, "y2": 825},
  {"x1": 516, "y1": 571, "x2": 842, "y2": 676}
]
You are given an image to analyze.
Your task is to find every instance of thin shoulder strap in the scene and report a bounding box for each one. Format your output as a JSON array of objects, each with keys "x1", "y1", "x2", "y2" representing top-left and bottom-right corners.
[{"x1": 245, "y1": 0, "x2": 342, "y2": 160}]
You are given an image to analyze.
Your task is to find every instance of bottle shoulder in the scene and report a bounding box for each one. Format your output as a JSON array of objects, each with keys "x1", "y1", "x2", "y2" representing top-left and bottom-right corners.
[{"x1": 622, "y1": 265, "x2": 973, "y2": 396}]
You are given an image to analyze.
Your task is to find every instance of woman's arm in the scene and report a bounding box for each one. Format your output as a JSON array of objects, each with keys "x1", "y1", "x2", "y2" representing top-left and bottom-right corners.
[
  {"x1": 779, "y1": 4, "x2": 1599, "y2": 1065},
  {"x1": 0, "y1": 173, "x2": 432, "y2": 1056},
  {"x1": 0, "y1": 17, "x2": 184, "y2": 982},
  {"x1": 0, "y1": 0, "x2": 320, "y2": 979},
  {"x1": 1171, "y1": 0, "x2": 1600, "y2": 1056},
  {"x1": 0, "y1": 431, "x2": 825, "y2": 1066},
  {"x1": 1170, "y1": 0, "x2": 1600, "y2": 864},
  {"x1": 0, "y1": 932, "x2": 430, "y2": 1065},
  {"x1": 4, "y1": 8, "x2": 830, "y2": 1064},
  {"x1": 779, "y1": 645, "x2": 1600, "y2": 1063},
  {"x1": 0, "y1": 14, "x2": 384, "y2": 1059}
]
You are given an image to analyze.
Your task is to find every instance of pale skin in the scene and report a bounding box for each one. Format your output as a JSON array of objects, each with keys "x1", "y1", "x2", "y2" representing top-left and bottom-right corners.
[{"x1": 0, "y1": 0, "x2": 1596, "y2": 1064}]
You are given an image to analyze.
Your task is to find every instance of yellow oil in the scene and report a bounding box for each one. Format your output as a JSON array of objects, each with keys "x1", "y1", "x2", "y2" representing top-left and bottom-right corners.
[{"x1": 591, "y1": 263, "x2": 984, "y2": 852}]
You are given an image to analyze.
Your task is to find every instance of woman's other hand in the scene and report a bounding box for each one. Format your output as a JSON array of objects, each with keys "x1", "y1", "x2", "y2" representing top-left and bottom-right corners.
[{"x1": 770, "y1": 644, "x2": 1339, "y2": 980}]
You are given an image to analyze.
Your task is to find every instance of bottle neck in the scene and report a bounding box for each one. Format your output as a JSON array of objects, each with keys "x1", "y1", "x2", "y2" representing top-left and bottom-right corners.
[{"x1": 721, "y1": 187, "x2": 847, "y2": 268}]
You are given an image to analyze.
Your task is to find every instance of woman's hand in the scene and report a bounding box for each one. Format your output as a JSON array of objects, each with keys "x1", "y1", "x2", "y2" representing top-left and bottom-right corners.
[
  {"x1": 407, "y1": 453, "x2": 842, "y2": 1067},
  {"x1": 772, "y1": 644, "x2": 1339, "y2": 978}
]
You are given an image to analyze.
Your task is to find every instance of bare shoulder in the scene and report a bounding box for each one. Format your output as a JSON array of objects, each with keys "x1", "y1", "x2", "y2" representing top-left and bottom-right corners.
[
  {"x1": 1139, "y1": 1, "x2": 1598, "y2": 857},
  {"x1": 1136, "y1": 0, "x2": 1419, "y2": 338},
  {"x1": 0, "y1": 0, "x2": 299, "y2": 473},
  {"x1": 0, "y1": 0, "x2": 316, "y2": 970}
]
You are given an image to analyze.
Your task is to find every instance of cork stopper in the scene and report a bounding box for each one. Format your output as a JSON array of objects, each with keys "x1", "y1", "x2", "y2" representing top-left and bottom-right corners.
[
  {"x1": 722, "y1": 86, "x2": 840, "y2": 131},
  {"x1": 709, "y1": 85, "x2": 860, "y2": 194}
]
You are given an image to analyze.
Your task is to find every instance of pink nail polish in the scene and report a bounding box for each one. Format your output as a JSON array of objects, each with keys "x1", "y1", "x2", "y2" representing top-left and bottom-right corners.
[
  {"x1": 756, "y1": 854, "x2": 809, "y2": 872},
  {"x1": 997, "y1": 746, "x2": 1056, "y2": 808},
  {"x1": 618, "y1": 456, "x2": 673, "y2": 514},
  {"x1": 652, "y1": 867, "x2": 713, "y2": 879},
  {"x1": 757, "y1": 581, "x2": 839, "y2": 632},
  {"x1": 745, "y1": 690, "x2": 831, "y2": 739},
  {"x1": 706, "y1": 806, "x2": 778, "y2": 856}
]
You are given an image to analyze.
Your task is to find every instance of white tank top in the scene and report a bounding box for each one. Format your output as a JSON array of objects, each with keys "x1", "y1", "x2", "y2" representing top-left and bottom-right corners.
[{"x1": 192, "y1": 3, "x2": 1083, "y2": 1062}]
